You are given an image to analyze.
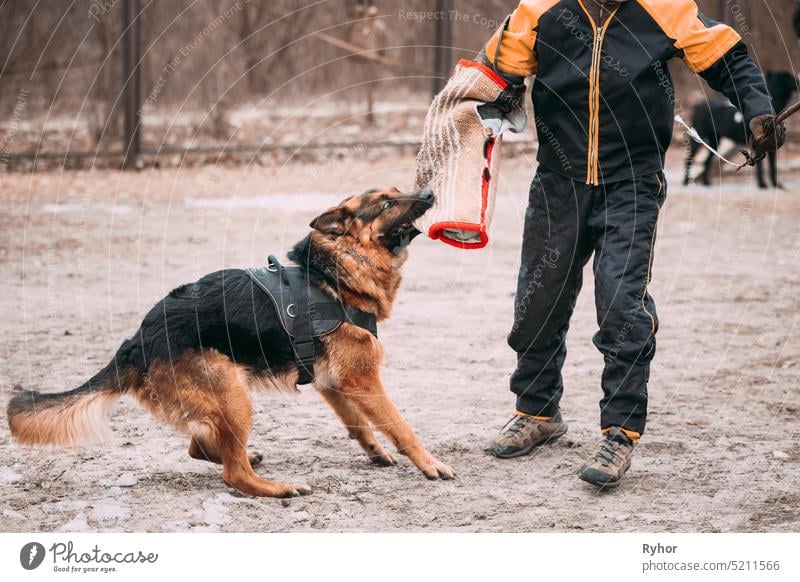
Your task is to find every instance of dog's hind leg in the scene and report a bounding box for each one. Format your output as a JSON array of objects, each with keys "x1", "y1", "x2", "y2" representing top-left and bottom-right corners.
[
  {"x1": 207, "y1": 366, "x2": 311, "y2": 498},
  {"x1": 143, "y1": 350, "x2": 309, "y2": 498},
  {"x1": 701, "y1": 143, "x2": 716, "y2": 186},
  {"x1": 684, "y1": 141, "x2": 700, "y2": 185},
  {"x1": 317, "y1": 385, "x2": 396, "y2": 466},
  {"x1": 188, "y1": 435, "x2": 264, "y2": 468},
  {"x1": 756, "y1": 157, "x2": 768, "y2": 189},
  {"x1": 216, "y1": 423, "x2": 310, "y2": 498},
  {"x1": 769, "y1": 151, "x2": 782, "y2": 189}
]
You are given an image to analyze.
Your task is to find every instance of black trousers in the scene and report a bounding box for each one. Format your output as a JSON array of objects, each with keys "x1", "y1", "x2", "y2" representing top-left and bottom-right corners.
[{"x1": 508, "y1": 169, "x2": 666, "y2": 435}]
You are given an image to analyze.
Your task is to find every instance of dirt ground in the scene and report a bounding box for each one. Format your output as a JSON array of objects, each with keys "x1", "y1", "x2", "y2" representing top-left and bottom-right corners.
[{"x1": 1, "y1": 152, "x2": 799, "y2": 533}]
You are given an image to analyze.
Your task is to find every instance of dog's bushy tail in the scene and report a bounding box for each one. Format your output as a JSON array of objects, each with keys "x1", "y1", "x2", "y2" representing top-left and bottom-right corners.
[{"x1": 7, "y1": 356, "x2": 138, "y2": 447}]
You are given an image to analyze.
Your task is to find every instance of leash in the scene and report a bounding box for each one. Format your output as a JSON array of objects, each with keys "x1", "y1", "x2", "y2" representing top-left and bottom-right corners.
[
  {"x1": 676, "y1": 99, "x2": 800, "y2": 172},
  {"x1": 674, "y1": 114, "x2": 742, "y2": 167}
]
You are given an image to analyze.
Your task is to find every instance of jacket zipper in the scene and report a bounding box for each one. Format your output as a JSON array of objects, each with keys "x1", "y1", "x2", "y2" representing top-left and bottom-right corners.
[
  {"x1": 577, "y1": 1, "x2": 619, "y2": 186},
  {"x1": 588, "y1": 25, "x2": 602, "y2": 185}
]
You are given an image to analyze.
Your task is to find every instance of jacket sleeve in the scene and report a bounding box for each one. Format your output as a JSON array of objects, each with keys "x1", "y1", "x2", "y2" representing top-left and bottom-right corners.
[
  {"x1": 483, "y1": 1, "x2": 551, "y2": 77},
  {"x1": 639, "y1": 0, "x2": 772, "y2": 122},
  {"x1": 699, "y1": 43, "x2": 774, "y2": 122}
]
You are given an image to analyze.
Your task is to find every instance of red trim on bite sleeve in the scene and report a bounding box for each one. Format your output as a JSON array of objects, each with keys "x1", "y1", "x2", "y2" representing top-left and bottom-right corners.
[
  {"x1": 427, "y1": 135, "x2": 496, "y2": 250},
  {"x1": 428, "y1": 222, "x2": 489, "y2": 249},
  {"x1": 457, "y1": 59, "x2": 508, "y2": 89}
]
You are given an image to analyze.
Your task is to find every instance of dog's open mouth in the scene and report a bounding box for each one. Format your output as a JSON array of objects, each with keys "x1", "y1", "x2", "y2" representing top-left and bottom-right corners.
[
  {"x1": 392, "y1": 201, "x2": 430, "y2": 240},
  {"x1": 383, "y1": 195, "x2": 433, "y2": 251},
  {"x1": 385, "y1": 216, "x2": 424, "y2": 250},
  {"x1": 404, "y1": 197, "x2": 434, "y2": 227},
  {"x1": 394, "y1": 222, "x2": 419, "y2": 238}
]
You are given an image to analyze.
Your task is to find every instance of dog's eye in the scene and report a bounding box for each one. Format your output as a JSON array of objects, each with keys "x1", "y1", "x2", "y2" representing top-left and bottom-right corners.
[{"x1": 382, "y1": 200, "x2": 395, "y2": 210}]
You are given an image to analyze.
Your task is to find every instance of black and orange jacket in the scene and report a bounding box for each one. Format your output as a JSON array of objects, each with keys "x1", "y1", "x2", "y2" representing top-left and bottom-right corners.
[{"x1": 484, "y1": 0, "x2": 773, "y2": 184}]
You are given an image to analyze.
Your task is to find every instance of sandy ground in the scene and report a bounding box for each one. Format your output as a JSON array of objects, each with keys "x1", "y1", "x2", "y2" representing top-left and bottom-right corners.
[{"x1": 1, "y1": 152, "x2": 799, "y2": 533}]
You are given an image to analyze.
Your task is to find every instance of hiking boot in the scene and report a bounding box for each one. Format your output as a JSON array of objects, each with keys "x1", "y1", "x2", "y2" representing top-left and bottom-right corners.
[
  {"x1": 487, "y1": 411, "x2": 567, "y2": 458},
  {"x1": 578, "y1": 427, "x2": 636, "y2": 488}
]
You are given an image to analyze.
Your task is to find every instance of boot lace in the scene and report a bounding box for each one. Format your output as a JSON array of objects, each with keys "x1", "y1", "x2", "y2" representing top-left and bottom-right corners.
[
  {"x1": 595, "y1": 436, "x2": 623, "y2": 466},
  {"x1": 503, "y1": 415, "x2": 533, "y2": 437}
]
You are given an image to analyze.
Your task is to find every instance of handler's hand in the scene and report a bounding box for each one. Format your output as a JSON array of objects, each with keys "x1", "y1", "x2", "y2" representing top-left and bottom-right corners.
[
  {"x1": 475, "y1": 50, "x2": 526, "y2": 115},
  {"x1": 477, "y1": 87, "x2": 524, "y2": 123},
  {"x1": 749, "y1": 114, "x2": 787, "y2": 154}
]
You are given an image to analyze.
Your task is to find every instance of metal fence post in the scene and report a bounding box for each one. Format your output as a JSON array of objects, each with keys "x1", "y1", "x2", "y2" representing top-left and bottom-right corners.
[
  {"x1": 431, "y1": 0, "x2": 453, "y2": 98},
  {"x1": 122, "y1": 0, "x2": 141, "y2": 169}
]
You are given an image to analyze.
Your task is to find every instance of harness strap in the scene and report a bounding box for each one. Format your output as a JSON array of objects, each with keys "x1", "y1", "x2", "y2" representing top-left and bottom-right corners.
[
  {"x1": 255, "y1": 255, "x2": 378, "y2": 386},
  {"x1": 311, "y1": 303, "x2": 378, "y2": 336},
  {"x1": 283, "y1": 266, "x2": 316, "y2": 385}
]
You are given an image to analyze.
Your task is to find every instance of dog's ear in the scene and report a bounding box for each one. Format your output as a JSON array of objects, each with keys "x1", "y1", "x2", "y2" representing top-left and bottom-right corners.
[{"x1": 309, "y1": 207, "x2": 352, "y2": 235}]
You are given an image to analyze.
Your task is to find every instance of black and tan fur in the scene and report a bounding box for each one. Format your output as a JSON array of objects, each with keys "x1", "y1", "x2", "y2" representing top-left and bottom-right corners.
[{"x1": 7, "y1": 187, "x2": 453, "y2": 498}]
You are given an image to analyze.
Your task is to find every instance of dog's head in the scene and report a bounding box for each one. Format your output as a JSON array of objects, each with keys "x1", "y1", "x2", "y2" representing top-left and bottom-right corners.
[
  {"x1": 309, "y1": 187, "x2": 434, "y2": 257},
  {"x1": 298, "y1": 187, "x2": 433, "y2": 318}
]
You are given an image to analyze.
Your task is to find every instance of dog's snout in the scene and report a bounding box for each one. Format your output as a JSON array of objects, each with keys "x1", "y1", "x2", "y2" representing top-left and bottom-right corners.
[{"x1": 416, "y1": 188, "x2": 435, "y2": 203}]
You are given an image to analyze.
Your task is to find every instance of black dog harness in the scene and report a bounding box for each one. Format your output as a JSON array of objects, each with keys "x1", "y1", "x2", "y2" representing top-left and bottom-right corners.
[{"x1": 246, "y1": 256, "x2": 377, "y2": 385}]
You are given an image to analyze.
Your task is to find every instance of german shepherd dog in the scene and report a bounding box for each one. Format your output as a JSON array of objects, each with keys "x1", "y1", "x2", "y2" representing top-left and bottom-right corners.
[{"x1": 7, "y1": 187, "x2": 454, "y2": 498}]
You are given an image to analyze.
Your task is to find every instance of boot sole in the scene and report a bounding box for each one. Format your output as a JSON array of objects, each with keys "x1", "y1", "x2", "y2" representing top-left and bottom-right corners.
[
  {"x1": 489, "y1": 422, "x2": 568, "y2": 459},
  {"x1": 578, "y1": 472, "x2": 621, "y2": 489},
  {"x1": 578, "y1": 460, "x2": 631, "y2": 489}
]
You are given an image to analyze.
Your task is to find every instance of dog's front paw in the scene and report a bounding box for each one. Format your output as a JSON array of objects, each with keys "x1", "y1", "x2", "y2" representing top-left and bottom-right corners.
[
  {"x1": 279, "y1": 484, "x2": 313, "y2": 498},
  {"x1": 418, "y1": 457, "x2": 455, "y2": 480},
  {"x1": 366, "y1": 441, "x2": 397, "y2": 466},
  {"x1": 369, "y1": 448, "x2": 397, "y2": 467},
  {"x1": 248, "y1": 449, "x2": 264, "y2": 468}
]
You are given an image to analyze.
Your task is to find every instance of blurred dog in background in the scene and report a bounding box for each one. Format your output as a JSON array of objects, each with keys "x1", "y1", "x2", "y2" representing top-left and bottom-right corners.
[{"x1": 684, "y1": 72, "x2": 797, "y2": 188}]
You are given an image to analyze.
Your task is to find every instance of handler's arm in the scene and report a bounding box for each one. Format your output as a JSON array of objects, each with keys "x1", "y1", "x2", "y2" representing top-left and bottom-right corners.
[
  {"x1": 698, "y1": 44, "x2": 773, "y2": 123},
  {"x1": 481, "y1": 1, "x2": 541, "y2": 78},
  {"x1": 646, "y1": 0, "x2": 772, "y2": 121},
  {"x1": 474, "y1": 1, "x2": 547, "y2": 112}
]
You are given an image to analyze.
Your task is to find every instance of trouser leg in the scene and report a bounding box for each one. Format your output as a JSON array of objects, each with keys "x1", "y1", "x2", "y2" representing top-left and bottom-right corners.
[
  {"x1": 588, "y1": 172, "x2": 666, "y2": 435},
  {"x1": 508, "y1": 171, "x2": 592, "y2": 416}
]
